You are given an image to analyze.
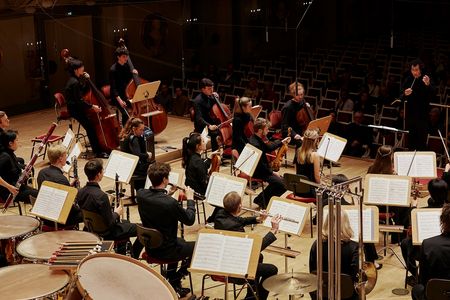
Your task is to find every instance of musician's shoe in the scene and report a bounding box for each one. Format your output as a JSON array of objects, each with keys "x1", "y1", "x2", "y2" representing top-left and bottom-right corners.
[
  {"x1": 174, "y1": 286, "x2": 191, "y2": 298},
  {"x1": 375, "y1": 262, "x2": 383, "y2": 270},
  {"x1": 407, "y1": 275, "x2": 417, "y2": 286},
  {"x1": 95, "y1": 152, "x2": 110, "y2": 159}
]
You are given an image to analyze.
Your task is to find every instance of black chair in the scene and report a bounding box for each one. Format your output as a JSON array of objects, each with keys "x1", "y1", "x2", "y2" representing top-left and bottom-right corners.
[
  {"x1": 426, "y1": 279, "x2": 450, "y2": 300},
  {"x1": 311, "y1": 272, "x2": 354, "y2": 300}
]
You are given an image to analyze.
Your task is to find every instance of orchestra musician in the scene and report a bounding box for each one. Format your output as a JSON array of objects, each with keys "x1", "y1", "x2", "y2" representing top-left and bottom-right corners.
[
  {"x1": 0, "y1": 111, "x2": 9, "y2": 134},
  {"x1": 214, "y1": 191, "x2": 281, "y2": 300},
  {"x1": 119, "y1": 117, "x2": 152, "y2": 191},
  {"x1": 0, "y1": 130, "x2": 37, "y2": 204},
  {"x1": 309, "y1": 209, "x2": 359, "y2": 300},
  {"x1": 182, "y1": 132, "x2": 220, "y2": 222},
  {"x1": 77, "y1": 159, "x2": 143, "y2": 258},
  {"x1": 192, "y1": 78, "x2": 220, "y2": 151},
  {"x1": 137, "y1": 162, "x2": 195, "y2": 297},
  {"x1": 36, "y1": 145, "x2": 83, "y2": 227},
  {"x1": 109, "y1": 47, "x2": 138, "y2": 126},
  {"x1": 0, "y1": 113, "x2": 20, "y2": 198},
  {"x1": 296, "y1": 128, "x2": 321, "y2": 197},
  {"x1": 281, "y1": 82, "x2": 309, "y2": 149},
  {"x1": 401, "y1": 59, "x2": 435, "y2": 151},
  {"x1": 412, "y1": 203, "x2": 450, "y2": 300},
  {"x1": 232, "y1": 96, "x2": 253, "y2": 154},
  {"x1": 249, "y1": 118, "x2": 290, "y2": 208},
  {"x1": 64, "y1": 58, "x2": 106, "y2": 158}
]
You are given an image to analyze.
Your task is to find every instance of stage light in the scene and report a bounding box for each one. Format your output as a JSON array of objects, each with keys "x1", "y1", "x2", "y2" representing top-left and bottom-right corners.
[{"x1": 42, "y1": 0, "x2": 53, "y2": 9}]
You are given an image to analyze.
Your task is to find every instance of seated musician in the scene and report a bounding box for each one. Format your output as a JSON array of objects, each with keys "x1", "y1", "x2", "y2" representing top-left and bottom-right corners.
[
  {"x1": 0, "y1": 130, "x2": 37, "y2": 204},
  {"x1": 137, "y1": 162, "x2": 195, "y2": 297},
  {"x1": 295, "y1": 128, "x2": 321, "y2": 197},
  {"x1": 249, "y1": 118, "x2": 290, "y2": 209},
  {"x1": 214, "y1": 191, "x2": 281, "y2": 300},
  {"x1": 182, "y1": 132, "x2": 220, "y2": 222},
  {"x1": 77, "y1": 159, "x2": 142, "y2": 259},
  {"x1": 64, "y1": 58, "x2": 107, "y2": 158},
  {"x1": 0, "y1": 111, "x2": 9, "y2": 134},
  {"x1": 281, "y1": 82, "x2": 309, "y2": 150},
  {"x1": 36, "y1": 145, "x2": 82, "y2": 227},
  {"x1": 412, "y1": 203, "x2": 450, "y2": 300},
  {"x1": 192, "y1": 78, "x2": 220, "y2": 151},
  {"x1": 232, "y1": 96, "x2": 253, "y2": 155},
  {"x1": 344, "y1": 111, "x2": 373, "y2": 158},
  {"x1": 400, "y1": 178, "x2": 448, "y2": 286},
  {"x1": 309, "y1": 209, "x2": 359, "y2": 300},
  {"x1": 119, "y1": 117, "x2": 152, "y2": 191}
]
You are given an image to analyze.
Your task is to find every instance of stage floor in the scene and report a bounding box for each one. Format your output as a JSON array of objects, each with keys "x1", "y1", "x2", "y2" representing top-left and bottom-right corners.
[{"x1": 4, "y1": 107, "x2": 425, "y2": 299}]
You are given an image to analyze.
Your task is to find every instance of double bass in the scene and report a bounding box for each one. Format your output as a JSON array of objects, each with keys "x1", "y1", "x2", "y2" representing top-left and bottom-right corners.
[
  {"x1": 296, "y1": 99, "x2": 315, "y2": 133},
  {"x1": 61, "y1": 49, "x2": 120, "y2": 153}
]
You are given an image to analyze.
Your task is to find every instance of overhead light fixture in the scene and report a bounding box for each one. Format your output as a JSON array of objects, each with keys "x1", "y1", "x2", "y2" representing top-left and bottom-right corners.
[
  {"x1": 86, "y1": 0, "x2": 95, "y2": 6},
  {"x1": 25, "y1": 6, "x2": 36, "y2": 14},
  {"x1": 42, "y1": 0, "x2": 54, "y2": 9}
]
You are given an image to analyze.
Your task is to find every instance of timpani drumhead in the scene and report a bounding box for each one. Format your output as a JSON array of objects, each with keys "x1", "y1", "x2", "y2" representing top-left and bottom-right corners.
[
  {"x1": 77, "y1": 253, "x2": 177, "y2": 300},
  {"x1": 0, "y1": 263, "x2": 69, "y2": 299},
  {"x1": 0, "y1": 215, "x2": 40, "y2": 239},
  {"x1": 17, "y1": 230, "x2": 98, "y2": 261}
]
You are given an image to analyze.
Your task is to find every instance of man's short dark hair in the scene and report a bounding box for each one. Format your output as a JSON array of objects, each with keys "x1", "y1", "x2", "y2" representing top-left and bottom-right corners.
[
  {"x1": 253, "y1": 117, "x2": 269, "y2": 133},
  {"x1": 115, "y1": 47, "x2": 129, "y2": 57},
  {"x1": 84, "y1": 158, "x2": 103, "y2": 181},
  {"x1": 410, "y1": 58, "x2": 424, "y2": 69},
  {"x1": 199, "y1": 78, "x2": 214, "y2": 89},
  {"x1": 223, "y1": 191, "x2": 241, "y2": 214},
  {"x1": 147, "y1": 162, "x2": 171, "y2": 187},
  {"x1": 332, "y1": 174, "x2": 349, "y2": 185}
]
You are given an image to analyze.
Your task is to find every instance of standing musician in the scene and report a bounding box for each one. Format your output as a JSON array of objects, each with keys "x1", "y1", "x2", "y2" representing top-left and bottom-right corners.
[
  {"x1": 214, "y1": 191, "x2": 281, "y2": 300},
  {"x1": 232, "y1": 96, "x2": 253, "y2": 155},
  {"x1": 37, "y1": 145, "x2": 83, "y2": 227},
  {"x1": 137, "y1": 162, "x2": 195, "y2": 297},
  {"x1": 281, "y1": 82, "x2": 309, "y2": 149},
  {"x1": 249, "y1": 118, "x2": 290, "y2": 208},
  {"x1": 119, "y1": 117, "x2": 152, "y2": 191},
  {"x1": 401, "y1": 59, "x2": 435, "y2": 151},
  {"x1": 296, "y1": 128, "x2": 321, "y2": 197},
  {"x1": 412, "y1": 203, "x2": 450, "y2": 300},
  {"x1": 0, "y1": 130, "x2": 38, "y2": 204},
  {"x1": 64, "y1": 58, "x2": 106, "y2": 158},
  {"x1": 109, "y1": 47, "x2": 138, "y2": 126},
  {"x1": 192, "y1": 78, "x2": 220, "y2": 151},
  {"x1": 77, "y1": 159, "x2": 143, "y2": 259}
]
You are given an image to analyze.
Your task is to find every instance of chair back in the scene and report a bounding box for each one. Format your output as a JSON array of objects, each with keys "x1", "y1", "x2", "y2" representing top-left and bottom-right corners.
[
  {"x1": 320, "y1": 272, "x2": 354, "y2": 299},
  {"x1": 269, "y1": 109, "x2": 282, "y2": 129},
  {"x1": 54, "y1": 92, "x2": 66, "y2": 107},
  {"x1": 283, "y1": 173, "x2": 312, "y2": 195},
  {"x1": 136, "y1": 224, "x2": 164, "y2": 249},
  {"x1": 426, "y1": 279, "x2": 450, "y2": 300},
  {"x1": 81, "y1": 209, "x2": 109, "y2": 235}
]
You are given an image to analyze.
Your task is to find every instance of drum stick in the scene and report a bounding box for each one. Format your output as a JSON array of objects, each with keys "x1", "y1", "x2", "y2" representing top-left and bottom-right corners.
[
  {"x1": 53, "y1": 251, "x2": 92, "y2": 256},
  {"x1": 58, "y1": 241, "x2": 101, "y2": 246},
  {"x1": 241, "y1": 207, "x2": 299, "y2": 224}
]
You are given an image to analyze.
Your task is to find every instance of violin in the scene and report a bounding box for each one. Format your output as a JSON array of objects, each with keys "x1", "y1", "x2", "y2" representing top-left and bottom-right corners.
[
  {"x1": 272, "y1": 128, "x2": 291, "y2": 172},
  {"x1": 296, "y1": 99, "x2": 315, "y2": 132}
]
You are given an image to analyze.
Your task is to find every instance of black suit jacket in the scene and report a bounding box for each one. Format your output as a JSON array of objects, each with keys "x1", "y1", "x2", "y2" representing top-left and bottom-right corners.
[
  {"x1": 37, "y1": 165, "x2": 70, "y2": 188},
  {"x1": 281, "y1": 99, "x2": 304, "y2": 138},
  {"x1": 418, "y1": 233, "x2": 450, "y2": 285},
  {"x1": 192, "y1": 92, "x2": 217, "y2": 132},
  {"x1": 249, "y1": 134, "x2": 281, "y2": 179},
  {"x1": 0, "y1": 151, "x2": 21, "y2": 200}
]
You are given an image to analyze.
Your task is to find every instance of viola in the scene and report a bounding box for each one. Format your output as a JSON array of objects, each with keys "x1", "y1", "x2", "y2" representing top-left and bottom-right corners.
[
  {"x1": 209, "y1": 153, "x2": 221, "y2": 176},
  {"x1": 296, "y1": 99, "x2": 315, "y2": 132}
]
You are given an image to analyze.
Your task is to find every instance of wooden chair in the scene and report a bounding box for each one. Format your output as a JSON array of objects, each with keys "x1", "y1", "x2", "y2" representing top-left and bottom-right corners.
[{"x1": 426, "y1": 279, "x2": 450, "y2": 300}]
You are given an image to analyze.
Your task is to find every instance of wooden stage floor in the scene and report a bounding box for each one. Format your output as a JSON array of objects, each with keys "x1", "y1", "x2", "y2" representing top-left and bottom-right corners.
[{"x1": 4, "y1": 108, "x2": 425, "y2": 299}]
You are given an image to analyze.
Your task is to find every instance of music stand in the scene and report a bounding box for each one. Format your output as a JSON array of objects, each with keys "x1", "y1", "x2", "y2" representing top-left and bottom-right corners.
[
  {"x1": 306, "y1": 115, "x2": 332, "y2": 135},
  {"x1": 131, "y1": 81, "x2": 161, "y2": 131},
  {"x1": 367, "y1": 124, "x2": 409, "y2": 148}
]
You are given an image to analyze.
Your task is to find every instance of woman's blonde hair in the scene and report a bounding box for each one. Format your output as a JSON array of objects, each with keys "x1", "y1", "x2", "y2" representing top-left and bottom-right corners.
[
  {"x1": 296, "y1": 129, "x2": 319, "y2": 164},
  {"x1": 289, "y1": 82, "x2": 304, "y2": 96},
  {"x1": 322, "y1": 209, "x2": 354, "y2": 241},
  {"x1": 233, "y1": 97, "x2": 252, "y2": 115},
  {"x1": 119, "y1": 117, "x2": 144, "y2": 140},
  {"x1": 47, "y1": 144, "x2": 67, "y2": 164}
]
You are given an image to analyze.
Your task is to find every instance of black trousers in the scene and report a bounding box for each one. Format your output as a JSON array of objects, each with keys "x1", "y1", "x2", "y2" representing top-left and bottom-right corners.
[
  {"x1": 106, "y1": 221, "x2": 143, "y2": 259},
  {"x1": 245, "y1": 262, "x2": 278, "y2": 300},
  {"x1": 69, "y1": 109, "x2": 103, "y2": 155},
  {"x1": 400, "y1": 236, "x2": 420, "y2": 277},
  {"x1": 407, "y1": 121, "x2": 428, "y2": 151},
  {"x1": 16, "y1": 186, "x2": 38, "y2": 204},
  {"x1": 253, "y1": 174, "x2": 286, "y2": 209}
]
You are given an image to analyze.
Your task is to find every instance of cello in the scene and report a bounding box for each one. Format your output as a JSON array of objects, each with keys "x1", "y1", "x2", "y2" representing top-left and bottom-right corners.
[
  {"x1": 296, "y1": 99, "x2": 315, "y2": 133},
  {"x1": 118, "y1": 39, "x2": 168, "y2": 135},
  {"x1": 210, "y1": 92, "x2": 233, "y2": 149},
  {"x1": 61, "y1": 49, "x2": 120, "y2": 153}
]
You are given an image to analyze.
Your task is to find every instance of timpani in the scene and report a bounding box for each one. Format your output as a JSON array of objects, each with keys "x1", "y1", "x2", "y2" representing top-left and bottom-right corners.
[
  {"x1": 16, "y1": 230, "x2": 98, "y2": 263},
  {"x1": 72, "y1": 253, "x2": 177, "y2": 300},
  {"x1": 0, "y1": 215, "x2": 40, "y2": 264},
  {"x1": 0, "y1": 263, "x2": 70, "y2": 299}
]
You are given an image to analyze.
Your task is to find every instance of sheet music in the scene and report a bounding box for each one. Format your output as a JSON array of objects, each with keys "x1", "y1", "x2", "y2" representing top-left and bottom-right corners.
[
  {"x1": 366, "y1": 176, "x2": 410, "y2": 206},
  {"x1": 205, "y1": 175, "x2": 246, "y2": 207},
  {"x1": 31, "y1": 185, "x2": 68, "y2": 221},
  {"x1": 104, "y1": 152, "x2": 137, "y2": 183},
  {"x1": 62, "y1": 128, "x2": 74, "y2": 149},
  {"x1": 62, "y1": 143, "x2": 82, "y2": 173},
  {"x1": 417, "y1": 210, "x2": 441, "y2": 243},
  {"x1": 317, "y1": 133, "x2": 347, "y2": 162},
  {"x1": 345, "y1": 208, "x2": 374, "y2": 242},
  {"x1": 263, "y1": 200, "x2": 306, "y2": 235},
  {"x1": 191, "y1": 233, "x2": 253, "y2": 276},
  {"x1": 395, "y1": 153, "x2": 436, "y2": 177},
  {"x1": 234, "y1": 145, "x2": 260, "y2": 176}
]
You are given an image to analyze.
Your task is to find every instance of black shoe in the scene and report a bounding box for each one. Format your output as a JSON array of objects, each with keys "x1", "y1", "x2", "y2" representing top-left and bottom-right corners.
[
  {"x1": 407, "y1": 275, "x2": 417, "y2": 287},
  {"x1": 174, "y1": 286, "x2": 191, "y2": 298},
  {"x1": 96, "y1": 152, "x2": 109, "y2": 159},
  {"x1": 375, "y1": 262, "x2": 383, "y2": 270}
]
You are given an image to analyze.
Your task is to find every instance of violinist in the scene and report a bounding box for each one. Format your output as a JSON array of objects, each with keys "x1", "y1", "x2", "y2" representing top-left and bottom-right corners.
[
  {"x1": 192, "y1": 78, "x2": 219, "y2": 151},
  {"x1": 64, "y1": 58, "x2": 106, "y2": 158},
  {"x1": 109, "y1": 47, "x2": 138, "y2": 126},
  {"x1": 296, "y1": 129, "x2": 321, "y2": 197},
  {"x1": 281, "y1": 82, "x2": 309, "y2": 150},
  {"x1": 249, "y1": 118, "x2": 290, "y2": 208},
  {"x1": 232, "y1": 96, "x2": 252, "y2": 154}
]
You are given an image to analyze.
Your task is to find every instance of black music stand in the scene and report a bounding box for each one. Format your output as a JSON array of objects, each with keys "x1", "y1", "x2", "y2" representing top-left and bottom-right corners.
[{"x1": 368, "y1": 124, "x2": 408, "y2": 148}]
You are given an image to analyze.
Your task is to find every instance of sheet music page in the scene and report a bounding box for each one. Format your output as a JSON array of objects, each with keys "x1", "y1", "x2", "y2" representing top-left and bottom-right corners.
[
  {"x1": 32, "y1": 185, "x2": 68, "y2": 221},
  {"x1": 387, "y1": 178, "x2": 410, "y2": 205},
  {"x1": 220, "y1": 236, "x2": 253, "y2": 275},
  {"x1": 417, "y1": 210, "x2": 441, "y2": 243},
  {"x1": 62, "y1": 143, "x2": 81, "y2": 173},
  {"x1": 367, "y1": 177, "x2": 389, "y2": 204},
  {"x1": 346, "y1": 209, "x2": 374, "y2": 242},
  {"x1": 263, "y1": 200, "x2": 306, "y2": 235},
  {"x1": 396, "y1": 153, "x2": 435, "y2": 177},
  {"x1": 62, "y1": 128, "x2": 74, "y2": 149},
  {"x1": 191, "y1": 233, "x2": 224, "y2": 271},
  {"x1": 104, "y1": 152, "x2": 136, "y2": 183},
  {"x1": 395, "y1": 154, "x2": 414, "y2": 176},
  {"x1": 317, "y1": 134, "x2": 346, "y2": 162},
  {"x1": 165, "y1": 172, "x2": 181, "y2": 199},
  {"x1": 206, "y1": 175, "x2": 245, "y2": 207},
  {"x1": 234, "y1": 146, "x2": 258, "y2": 176}
]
